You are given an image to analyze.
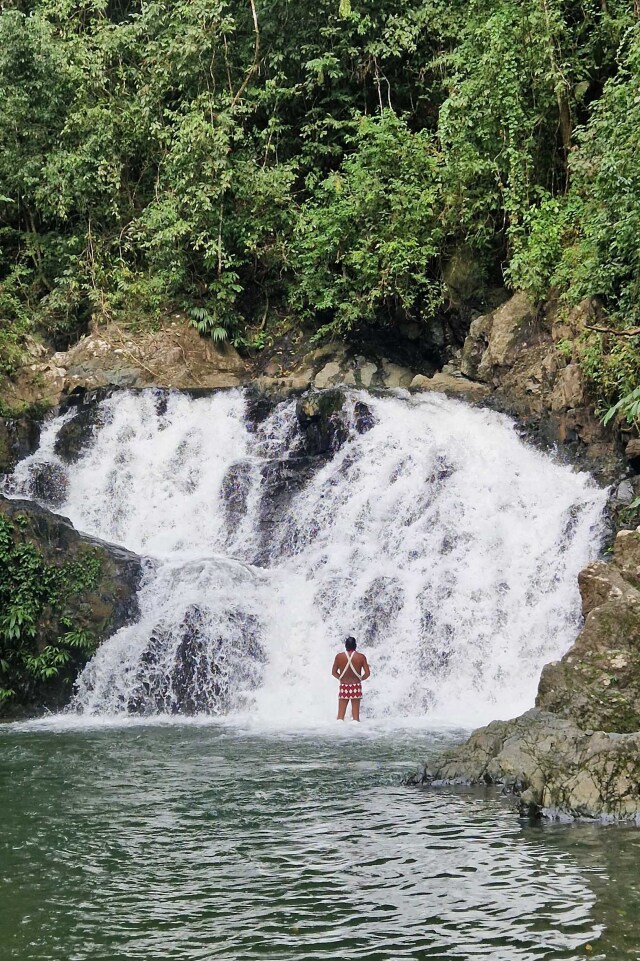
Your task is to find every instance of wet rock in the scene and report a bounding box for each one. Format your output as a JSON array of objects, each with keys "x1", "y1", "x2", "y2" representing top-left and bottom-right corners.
[
  {"x1": 55, "y1": 392, "x2": 110, "y2": 462},
  {"x1": 410, "y1": 709, "x2": 640, "y2": 822},
  {"x1": 0, "y1": 415, "x2": 41, "y2": 474},
  {"x1": 27, "y1": 461, "x2": 68, "y2": 508},
  {"x1": 535, "y1": 526, "x2": 640, "y2": 733},
  {"x1": 357, "y1": 576, "x2": 405, "y2": 646},
  {"x1": 296, "y1": 390, "x2": 349, "y2": 456},
  {"x1": 295, "y1": 388, "x2": 375, "y2": 457},
  {"x1": 129, "y1": 606, "x2": 265, "y2": 715},
  {"x1": 0, "y1": 495, "x2": 142, "y2": 716},
  {"x1": 253, "y1": 457, "x2": 320, "y2": 561},
  {"x1": 353, "y1": 400, "x2": 375, "y2": 434},
  {"x1": 221, "y1": 461, "x2": 253, "y2": 524},
  {"x1": 243, "y1": 385, "x2": 279, "y2": 429}
]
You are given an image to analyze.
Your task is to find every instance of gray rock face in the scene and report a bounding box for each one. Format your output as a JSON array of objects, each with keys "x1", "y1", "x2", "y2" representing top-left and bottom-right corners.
[
  {"x1": 410, "y1": 709, "x2": 640, "y2": 822},
  {"x1": 414, "y1": 527, "x2": 640, "y2": 822},
  {"x1": 409, "y1": 371, "x2": 491, "y2": 401},
  {"x1": 536, "y1": 528, "x2": 640, "y2": 733},
  {"x1": 459, "y1": 293, "x2": 624, "y2": 483}
]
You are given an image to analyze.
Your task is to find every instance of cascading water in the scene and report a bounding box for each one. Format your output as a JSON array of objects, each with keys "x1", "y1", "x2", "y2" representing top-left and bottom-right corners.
[{"x1": 5, "y1": 387, "x2": 608, "y2": 727}]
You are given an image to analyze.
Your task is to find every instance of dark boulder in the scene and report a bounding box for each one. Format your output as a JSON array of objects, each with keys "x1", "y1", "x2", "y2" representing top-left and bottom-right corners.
[
  {"x1": 27, "y1": 461, "x2": 68, "y2": 508},
  {"x1": 295, "y1": 389, "x2": 374, "y2": 456},
  {"x1": 55, "y1": 389, "x2": 114, "y2": 463},
  {"x1": 0, "y1": 494, "x2": 142, "y2": 716},
  {"x1": 0, "y1": 415, "x2": 41, "y2": 475},
  {"x1": 296, "y1": 389, "x2": 349, "y2": 455},
  {"x1": 127, "y1": 606, "x2": 265, "y2": 715}
]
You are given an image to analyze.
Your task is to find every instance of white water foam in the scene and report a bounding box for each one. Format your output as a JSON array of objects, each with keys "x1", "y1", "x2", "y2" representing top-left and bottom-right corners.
[{"x1": 6, "y1": 388, "x2": 608, "y2": 728}]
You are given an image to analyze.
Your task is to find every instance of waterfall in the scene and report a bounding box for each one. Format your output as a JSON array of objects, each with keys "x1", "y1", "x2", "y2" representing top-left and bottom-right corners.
[{"x1": 5, "y1": 387, "x2": 607, "y2": 728}]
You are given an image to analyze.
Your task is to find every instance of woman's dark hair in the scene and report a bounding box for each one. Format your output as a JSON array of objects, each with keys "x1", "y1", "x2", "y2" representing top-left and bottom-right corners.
[{"x1": 345, "y1": 637, "x2": 357, "y2": 651}]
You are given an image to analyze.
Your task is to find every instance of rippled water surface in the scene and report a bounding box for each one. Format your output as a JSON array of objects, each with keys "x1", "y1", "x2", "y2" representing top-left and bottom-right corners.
[{"x1": 2, "y1": 724, "x2": 640, "y2": 961}]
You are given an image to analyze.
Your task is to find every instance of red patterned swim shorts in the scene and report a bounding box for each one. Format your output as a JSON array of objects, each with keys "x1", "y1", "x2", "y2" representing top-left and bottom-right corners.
[{"x1": 339, "y1": 682, "x2": 362, "y2": 700}]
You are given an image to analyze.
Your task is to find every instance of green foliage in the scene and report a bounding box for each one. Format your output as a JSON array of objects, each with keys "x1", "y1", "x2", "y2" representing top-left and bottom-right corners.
[
  {"x1": 292, "y1": 112, "x2": 444, "y2": 336},
  {"x1": 560, "y1": 23, "x2": 640, "y2": 327},
  {"x1": 508, "y1": 19, "x2": 640, "y2": 410},
  {"x1": 603, "y1": 385, "x2": 640, "y2": 428},
  {"x1": 0, "y1": 0, "x2": 638, "y2": 407},
  {"x1": 0, "y1": 515, "x2": 100, "y2": 709}
]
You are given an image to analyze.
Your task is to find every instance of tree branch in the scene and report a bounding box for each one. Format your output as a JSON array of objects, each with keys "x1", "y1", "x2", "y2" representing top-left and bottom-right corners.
[
  {"x1": 586, "y1": 324, "x2": 640, "y2": 338},
  {"x1": 231, "y1": 0, "x2": 260, "y2": 108}
]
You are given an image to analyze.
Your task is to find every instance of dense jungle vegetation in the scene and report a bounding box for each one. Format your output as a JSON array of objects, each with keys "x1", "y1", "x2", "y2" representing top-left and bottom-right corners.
[{"x1": 0, "y1": 0, "x2": 639, "y2": 414}]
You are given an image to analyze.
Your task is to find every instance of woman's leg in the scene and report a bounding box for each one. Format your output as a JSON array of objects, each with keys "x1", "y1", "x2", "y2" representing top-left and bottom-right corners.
[
  {"x1": 337, "y1": 698, "x2": 349, "y2": 720},
  {"x1": 351, "y1": 698, "x2": 361, "y2": 722}
]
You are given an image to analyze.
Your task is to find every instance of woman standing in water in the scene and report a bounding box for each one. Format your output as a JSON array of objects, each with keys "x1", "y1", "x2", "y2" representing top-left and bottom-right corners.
[{"x1": 332, "y1": 636, "x2": 370, "y2": 721}]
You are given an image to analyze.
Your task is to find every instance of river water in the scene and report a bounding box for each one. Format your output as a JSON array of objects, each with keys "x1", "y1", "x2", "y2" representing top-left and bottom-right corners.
[{"x1": 2, "y1": 721, "x2": 640, "y2": 961}]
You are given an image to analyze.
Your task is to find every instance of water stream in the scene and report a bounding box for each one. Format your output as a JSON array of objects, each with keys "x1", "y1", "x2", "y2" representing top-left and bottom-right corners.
[{"x1": 6, "y1": 388, "x2": 607, "y2": 726}]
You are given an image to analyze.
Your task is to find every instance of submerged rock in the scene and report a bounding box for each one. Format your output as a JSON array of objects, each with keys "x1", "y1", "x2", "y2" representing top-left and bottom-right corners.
[{"x1": 410, "y1": 709, "x2": 640, "y2": 822}]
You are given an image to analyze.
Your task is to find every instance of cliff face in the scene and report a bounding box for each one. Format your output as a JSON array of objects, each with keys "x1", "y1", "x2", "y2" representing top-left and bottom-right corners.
[
  {"x1": 0, "y1": 495, "x2": 141, "y2": 717},
  {"x1": 415, "y1": 527, "x2": 640, "y2": 821}
]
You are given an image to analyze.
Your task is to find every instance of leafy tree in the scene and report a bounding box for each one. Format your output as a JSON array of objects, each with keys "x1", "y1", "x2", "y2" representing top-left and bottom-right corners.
[{"x1": 292, "y1": 111, "x2": 444, "y2": 336}]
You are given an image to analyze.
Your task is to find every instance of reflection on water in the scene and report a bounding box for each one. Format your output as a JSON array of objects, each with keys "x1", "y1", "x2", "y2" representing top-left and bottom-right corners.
[{"x1": 1, "y1": 724, "x2": 638, "y2": 960}]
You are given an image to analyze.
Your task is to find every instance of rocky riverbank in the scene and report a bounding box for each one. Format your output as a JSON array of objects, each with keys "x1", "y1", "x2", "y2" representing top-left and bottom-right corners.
[
  {"x1": 412, "y1": 527, "x2": 640, "y2": 821},
  {"x1": 1, "y1": 291, "x2": 634, "y2": 489},
  {"x1": 0, "y1": 495, "x2": 141, "y2": 717}
]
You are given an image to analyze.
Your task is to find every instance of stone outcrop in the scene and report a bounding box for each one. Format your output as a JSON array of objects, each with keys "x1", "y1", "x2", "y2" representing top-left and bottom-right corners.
[
  {"x1": 295, "y1": 388, "x2": 373, "y2": 456},
  {"x1": 292, "y1": 343, "x2": 418, "y2": 392},
  {"x1": 459, "y1": 293, "x2": 623, "y2": 481},
  {"x1": 536, "y1": 528, "x2": 640, "y2": 733},
  {"x1": 409, "y1": 371, "x2": 491, "y2": 402},
  {"x1": 410, "y1": 709, "x2": 640, "y2": 822},
  {"x1": 1, "y1": 317, "x2": 247, "y2": 412},
  {"x1": 415, "y1": 526, "x2": 640, "y2": 821},
  {"x1": 0, "y1": 495, "x2": 141, "y2": 715},
  {"x1": 0, "y1": 415, "x2": 41, "y2": 474}
]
